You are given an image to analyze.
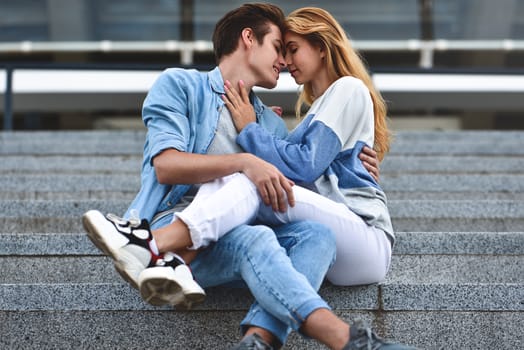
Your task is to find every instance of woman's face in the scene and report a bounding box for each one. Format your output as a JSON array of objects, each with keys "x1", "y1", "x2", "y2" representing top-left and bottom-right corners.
[{"x1": 284, "y1": 32, "x2": 325, "y2": 85}]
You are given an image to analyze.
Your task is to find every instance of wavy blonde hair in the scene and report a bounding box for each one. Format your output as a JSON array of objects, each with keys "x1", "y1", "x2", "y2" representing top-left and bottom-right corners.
[{"x1": 286, "y1": 7, "x2": 391, "y2": 160}]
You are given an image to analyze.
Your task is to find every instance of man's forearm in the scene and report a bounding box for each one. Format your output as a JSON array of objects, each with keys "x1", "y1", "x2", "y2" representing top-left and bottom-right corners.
[{"x1": 153, "y1": 149, "x2": 249, "y2": 185}]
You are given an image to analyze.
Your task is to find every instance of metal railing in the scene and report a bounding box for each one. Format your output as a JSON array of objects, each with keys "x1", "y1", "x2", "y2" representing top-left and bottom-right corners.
[
  {"x1": 3, "y1": 39, "x2": 524, "y2": 130},
  {"x1": 2, "y1": 39, "x2": 524, "y2": 67}
]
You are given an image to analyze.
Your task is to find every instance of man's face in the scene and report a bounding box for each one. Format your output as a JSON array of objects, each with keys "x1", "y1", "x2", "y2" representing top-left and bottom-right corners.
[{"x1": 248, "y1": 24, "x2": 286, "y2": 89}]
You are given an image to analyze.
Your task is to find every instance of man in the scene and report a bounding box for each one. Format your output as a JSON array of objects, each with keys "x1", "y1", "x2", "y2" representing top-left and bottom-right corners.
[{"x1": 83, "y1": 3, "x2": 413, "y2": 350}]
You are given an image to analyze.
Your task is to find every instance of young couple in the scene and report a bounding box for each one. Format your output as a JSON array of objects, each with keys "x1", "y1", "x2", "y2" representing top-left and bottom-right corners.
[{"x1": 83, "y1": 3, "x2": 414, "y2": 350}]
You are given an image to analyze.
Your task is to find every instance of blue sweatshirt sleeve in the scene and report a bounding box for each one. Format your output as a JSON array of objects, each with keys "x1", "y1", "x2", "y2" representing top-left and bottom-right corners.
[{"x1": 236, "y1": 120, "x2": 341, "y2": 183}]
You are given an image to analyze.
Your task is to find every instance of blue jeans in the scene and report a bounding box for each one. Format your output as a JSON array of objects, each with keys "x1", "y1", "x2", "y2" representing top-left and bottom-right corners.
[{"x1": 187, "y1": 221, "x2": 336, "y2": 345}]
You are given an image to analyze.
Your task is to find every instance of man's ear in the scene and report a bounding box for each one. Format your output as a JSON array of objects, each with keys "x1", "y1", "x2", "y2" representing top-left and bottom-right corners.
[{"x1": 241, "y1": 28, "x2": 255, "y2": 48}]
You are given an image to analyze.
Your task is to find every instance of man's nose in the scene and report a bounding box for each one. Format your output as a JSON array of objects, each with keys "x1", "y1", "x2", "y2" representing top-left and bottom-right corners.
[{"x1": 278, "y1": 55, "x2": 286, "y2": 69}]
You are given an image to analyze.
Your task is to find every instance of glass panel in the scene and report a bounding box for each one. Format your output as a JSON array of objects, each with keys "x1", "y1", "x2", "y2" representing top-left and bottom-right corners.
[
  {"x1": 194, "y1": 0, "x2": 421, "y2": 41},
  {"x1": 0, "y1": 0, "x2": 523, "y2": 42},
  {"x1": 0, "y1": 0, "x2": 48, "y2": 41},
  {"x1": 433, "y1": 0, "x2": 524, "y2": 40},
  {"x1": 512, "y1": 1, "x2": 524, "y2": 39},
  {"x1": 92, "y1": 0, "x2": 180, "y2": 40}
]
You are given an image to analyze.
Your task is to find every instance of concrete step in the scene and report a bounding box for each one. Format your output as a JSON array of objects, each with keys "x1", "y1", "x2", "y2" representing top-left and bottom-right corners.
[
  {"x1": 2, "y1": 173, "x2": 524, "y2": 200},
  {"x1": 1, "y1": 231, "x2": 522, "y2": 256},
  {"x1": 0, "y1": 308, "x2": 519, "y2": 350},
  {"x1": 0, "y1": 257, "x2": 521, "y2": 349},
  {"x1": 0, "y1": 309, "x2": 520, "y2": 349},
  {"x1": 1, "y1": 154, "x2": 523, "y2": 176},
  {"x1": 381, "y1": 155, "x2": 524, "y2": 175},
  {"x1": 0, "y1": 131, "x2": 144, "y2": 155},
  {"x1": 1, "y1": 130, "x2": 522, "y2": 143},
  {"x1": 1, "y1": 130, "x2": 522, "y2": 350},
  {"x1": 2, "y1": 130, "x2": 524, "y2": 156},
  {"x1": 0, "y1": 155, "x2": 141, "y2": 174},
  {"x1": 1, "y1": 255, "x2": 521, "y2": 311},
  {"x1": 1, "y1": 199, "x2": 522, "y2": 232},
  {"x1": 391, "y1": 130, "x2": 524, "y2": 143}
]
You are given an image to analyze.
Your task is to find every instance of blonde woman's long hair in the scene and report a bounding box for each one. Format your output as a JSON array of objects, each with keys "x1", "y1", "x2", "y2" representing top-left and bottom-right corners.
[{"x1": 286, "y1": 7, "x2": 391, "y2": 160}]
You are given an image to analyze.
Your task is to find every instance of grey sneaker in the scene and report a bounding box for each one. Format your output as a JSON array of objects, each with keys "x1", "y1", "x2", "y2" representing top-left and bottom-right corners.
[
  {"x1": 344, "y1": 321, "x2": 416, "y2": 350},
  {"x1": 231, "y1": 333, "x2": 274, "y2": 350}
]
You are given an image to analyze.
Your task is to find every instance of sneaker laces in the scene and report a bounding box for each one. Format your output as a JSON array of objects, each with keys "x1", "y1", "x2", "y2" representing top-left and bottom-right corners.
[
  {"x1": 106, "y1": 211, "x2": 141, "y2": 229},
  {"x1": 106, "y1": 211, "x2": 163, "y2": 266},
  {"x1": 154, "y1": 251, "x2": 185, "y2": 268},
  {"x1": 128, "y1": 209, "x2": 142, "y2": 227}
]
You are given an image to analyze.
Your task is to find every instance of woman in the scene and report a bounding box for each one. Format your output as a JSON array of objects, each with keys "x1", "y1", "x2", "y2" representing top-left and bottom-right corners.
[{"x1": 136, "y1": 6, "x2": 394, "y2": 292}]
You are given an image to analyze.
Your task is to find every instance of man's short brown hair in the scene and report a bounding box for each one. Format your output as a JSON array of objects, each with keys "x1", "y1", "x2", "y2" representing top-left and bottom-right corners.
[{"x1": 212, "y1": 3, "x2": 286, "y2": 63}]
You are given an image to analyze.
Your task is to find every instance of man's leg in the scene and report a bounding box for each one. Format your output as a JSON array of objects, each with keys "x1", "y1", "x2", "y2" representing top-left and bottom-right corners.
[
  {"x1": 238, "y1": 219, "x2": 338, "y2": 347},
  {"x1": 189, "y1": 220, "x2": 336, "y2": 346}
]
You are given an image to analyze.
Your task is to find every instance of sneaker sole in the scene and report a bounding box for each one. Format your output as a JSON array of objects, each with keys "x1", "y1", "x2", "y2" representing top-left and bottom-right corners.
[
  {"x1": 139, "y1": 266, "x2": 206, "y2": 310},
  {"x1": 82, "y1": 210, "x2": 144, "y2": 289}
]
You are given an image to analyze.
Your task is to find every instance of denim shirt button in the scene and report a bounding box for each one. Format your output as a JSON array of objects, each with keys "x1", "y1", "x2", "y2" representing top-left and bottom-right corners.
[{"x1": 167, "y1": 201, "x2": 172, "y2": 207}]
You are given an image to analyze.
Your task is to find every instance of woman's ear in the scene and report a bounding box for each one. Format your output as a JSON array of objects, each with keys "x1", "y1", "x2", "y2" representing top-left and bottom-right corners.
[{"x1": 319, "y1": 46, "x2": 326, "y2": 59}]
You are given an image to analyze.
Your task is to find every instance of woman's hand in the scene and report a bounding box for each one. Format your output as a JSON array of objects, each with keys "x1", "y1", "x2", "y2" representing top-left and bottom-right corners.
[
  {"x1": 359, "y1": 146, "x2": 380, "y2": 182},
  {"x1": 222, "y1": 80, "x2": 256, "y2": 132},
  {"x1": 270, "y1": 106, "x2": 283, "y2": 116}
]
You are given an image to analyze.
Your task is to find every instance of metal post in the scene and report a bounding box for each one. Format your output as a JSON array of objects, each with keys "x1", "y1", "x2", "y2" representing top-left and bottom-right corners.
[
  {"x1": 180, "y1": 0, "x2": 194, "y2": 41},
  {"x1": 419, "y1": 0, "x2": 434, "y2": 68},
  {"x1": 3, "y1": 66, "x2": 13, "y2": 130}
]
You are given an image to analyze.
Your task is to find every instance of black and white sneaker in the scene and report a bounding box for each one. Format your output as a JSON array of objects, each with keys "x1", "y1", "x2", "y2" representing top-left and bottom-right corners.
[
  {"x1": 82, "y1": 209, "x2": 161, "y2": 289},
  {"x1": 138, "y1": 252, "x2": 206, "y2": 310}
]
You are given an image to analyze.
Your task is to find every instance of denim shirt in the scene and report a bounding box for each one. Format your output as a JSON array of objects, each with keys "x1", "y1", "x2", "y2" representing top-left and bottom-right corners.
[{"x1": 125, "y1": 66, "x2": 288, "y2": 222}]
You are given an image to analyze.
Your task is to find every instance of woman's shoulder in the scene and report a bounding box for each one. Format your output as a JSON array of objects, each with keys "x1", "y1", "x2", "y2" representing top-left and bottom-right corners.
[
  {"x1": 331, "y1": 76, "x2": 368, "y2": 92},
  {"x1": 324, "y1": 77, "x2": 370, "y2": 106}
]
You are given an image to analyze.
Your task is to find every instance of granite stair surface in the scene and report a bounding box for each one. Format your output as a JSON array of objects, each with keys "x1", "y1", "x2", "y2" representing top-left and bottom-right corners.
[{"x1": 0, "y1": 130, "x2": 522, "y2": 349}]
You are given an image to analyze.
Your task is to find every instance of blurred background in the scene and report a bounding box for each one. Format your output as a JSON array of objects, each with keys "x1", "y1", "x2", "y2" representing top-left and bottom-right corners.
[{"x1": 1, "y1": 0, "x2": 523, "y2": 130}]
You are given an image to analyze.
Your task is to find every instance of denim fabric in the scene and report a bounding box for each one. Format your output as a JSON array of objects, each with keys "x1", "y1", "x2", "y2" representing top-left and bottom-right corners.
[
  {"x1": 124, "y1": 66, "x2": 288, "y2": 222},
  {"x1": 187, "y1": 220, "x2": 336, "y2": 345},
  {"x1": 131, "y1": 66, "x2": 333, "y2": 346}
]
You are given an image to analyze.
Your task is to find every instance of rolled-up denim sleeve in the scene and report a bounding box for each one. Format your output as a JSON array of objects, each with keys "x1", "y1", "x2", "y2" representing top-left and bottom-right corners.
[{"x1": 142, "y1": 70, "x2": 191, "y2": 164}]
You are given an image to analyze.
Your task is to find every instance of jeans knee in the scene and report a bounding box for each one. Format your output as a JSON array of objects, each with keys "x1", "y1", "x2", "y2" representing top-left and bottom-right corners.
[
  {"x1": 237, "y1": 224, "x2": 282, "y2": 253},
  {"x1": 290, "y1": 220, "x2": 336, "y2": 264}
]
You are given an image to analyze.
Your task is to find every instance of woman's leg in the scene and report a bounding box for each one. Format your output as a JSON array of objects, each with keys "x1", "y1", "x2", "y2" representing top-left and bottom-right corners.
[
  {"x1": 256, "y1": 186, "x2": 392, "y2": 286},
  {"x1": 153, "y1": 172, "x2": 262, "y2": 252},
  {"x1": 155, "y1": 173, "x2": 390, "y2": 285}
]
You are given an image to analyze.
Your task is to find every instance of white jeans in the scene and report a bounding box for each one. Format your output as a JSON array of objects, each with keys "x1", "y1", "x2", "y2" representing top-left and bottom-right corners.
[{"x1": 175, "y1": 172, "x2": 392, "y2": 286}]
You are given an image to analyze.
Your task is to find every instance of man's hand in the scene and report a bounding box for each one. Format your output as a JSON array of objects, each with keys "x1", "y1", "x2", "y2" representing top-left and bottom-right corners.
[
  {"x1": 222, "y1": 80, "x2": 256, "y2": 132},
  {"x1": 359, "y1": 146, "x2": 380, "y2": 182},
  {"x1": 241, "y1": 153, "x2": 295, "y2": 212}
]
